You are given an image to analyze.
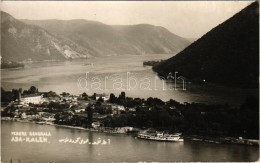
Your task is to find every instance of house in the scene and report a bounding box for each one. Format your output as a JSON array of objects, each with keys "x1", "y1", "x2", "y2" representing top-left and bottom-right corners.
[
  {"x1": 92, "y1": 122, "x2": 101, "y2": 128},
  {"x1": 21, "y1": 94, "x2": 43, "y2": 104},
  {"x1": 117, "y1": 105, "x2": 125, "y2": 111},
  {"x1": 75, "y1": 108, "x2": 85, "y2": 113},
  {"x1": 42, "y1": 117, "x2": 55, "y2": 122},
  {"x1": 21, "y1": 113, "x2": 27, "y2": 119},
  {"x1": 129, "y1": 108, "x2": 136, "y2": 112},
  {"x1": 110, "y1": 105, "x2": 125, "y2": 115},
  {"x1": 61, "y1": 95, "x2": 78, "y2": 102},
  {"x1": 115, "y1": 127, "x2": 134, "y2": 133},
  {"x1": 101, "y1": 103, "x2": 112, "y2": 109},
  {"x1": 111, "y1": 105, "x2": 125, "y2": 111}
]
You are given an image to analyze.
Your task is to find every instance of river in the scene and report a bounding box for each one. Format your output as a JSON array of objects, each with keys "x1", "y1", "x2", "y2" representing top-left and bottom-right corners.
[
  {"x1": 1, "y1": 121, "x2": 259, "y2": 162},
  {"x1": 1, "y1": 54, "x2": 258, "y2": 105}
]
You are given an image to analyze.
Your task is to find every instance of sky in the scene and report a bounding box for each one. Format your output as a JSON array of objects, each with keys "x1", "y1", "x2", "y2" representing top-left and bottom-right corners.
[{"x1": 1, "y1": 1, "x2": 253, "y2": 38}]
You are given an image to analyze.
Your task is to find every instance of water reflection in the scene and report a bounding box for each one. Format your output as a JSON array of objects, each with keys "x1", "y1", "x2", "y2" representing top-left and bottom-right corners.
[{"x1": 88, "y1": 131, "x2": 94, "y2": 155}]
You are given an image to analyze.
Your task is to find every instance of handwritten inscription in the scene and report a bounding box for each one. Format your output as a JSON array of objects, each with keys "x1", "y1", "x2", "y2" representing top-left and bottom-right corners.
[{"x1": 58, "y1": 137, "x2": 111, "y2": 145}]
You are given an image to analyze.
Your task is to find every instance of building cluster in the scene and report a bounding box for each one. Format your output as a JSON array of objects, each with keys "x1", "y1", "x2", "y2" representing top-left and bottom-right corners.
[{"x1": 3, "y1": 90, "x2": 137, "y2": 130}]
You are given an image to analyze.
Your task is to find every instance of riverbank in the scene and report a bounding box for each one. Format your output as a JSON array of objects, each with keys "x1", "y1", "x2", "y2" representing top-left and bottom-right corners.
[
  {"x1": 1, "y1": 117, "x2": 139, "y2": 134},
  {"x1": 2, "y1": 117, "x2": 258, "y2": 146}
]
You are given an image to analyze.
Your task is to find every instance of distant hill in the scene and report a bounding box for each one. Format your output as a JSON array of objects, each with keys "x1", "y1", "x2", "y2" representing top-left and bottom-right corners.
[
  {"x1": 21, "y1": 19, "x2": 191, "y2": 57},
  {"x1": 2, "y1": 11, "x2": 190, "y2": 62},
  {"x1": 1, "y1": 12, "x2": 91, "y2": 62},
  {"x1": 153, "y1": 2, "x2": 259, "y2": 88}
]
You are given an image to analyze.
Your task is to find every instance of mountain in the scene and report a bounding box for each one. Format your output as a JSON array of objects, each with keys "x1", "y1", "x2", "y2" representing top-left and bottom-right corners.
[
  {"x1": 1, "y1": 11, "x2": 190, "y2": 62},
  {"x1": 21, "y1": 20, "x2": 191, "y2": 56},
  {"x1": 153, "y1": 2, "x2": 259, "y2": 88},
  {"x1": 1, "y1": 11, "x2": 91, "y2": 62},
  {"x1": 185, "y1": 38, "x2": 198, "y2": 43}
]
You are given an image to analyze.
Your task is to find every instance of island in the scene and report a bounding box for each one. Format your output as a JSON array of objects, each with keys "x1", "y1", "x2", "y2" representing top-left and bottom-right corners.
[
  {"x1": 1, "y1": 60, "x2": 24, "y2": 69},
  {"x1": 1, "y1": 86, "x2": 259, "y2": 146}
]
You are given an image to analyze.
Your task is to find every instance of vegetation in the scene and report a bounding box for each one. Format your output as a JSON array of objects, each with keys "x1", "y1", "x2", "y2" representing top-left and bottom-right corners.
[
  {"x1": 1, "y1": 60, "x2": 24, "y2": 69},
  {"x1": 105, "y1": 93, "x2": 259, "y2": 139},
  {"x1": 1, "y1": 86, "x2": 40, "y2": 104},
  {"x1": 143, "y1": 60, "x2": 164, "y2": 67},
  {"x1": 23, "y1": 86, "x2": 39, "y2": 95}
]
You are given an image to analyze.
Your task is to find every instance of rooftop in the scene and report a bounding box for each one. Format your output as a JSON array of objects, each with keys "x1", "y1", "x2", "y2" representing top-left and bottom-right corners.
[{"x1": 22, "y1": 94, "x2": 42, "y2": 98}]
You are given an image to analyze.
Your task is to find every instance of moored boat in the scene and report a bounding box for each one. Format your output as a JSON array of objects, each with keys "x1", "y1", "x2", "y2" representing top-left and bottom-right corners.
[{"x1": 137, "y1": 131, "x2": 184, "y2": 142}]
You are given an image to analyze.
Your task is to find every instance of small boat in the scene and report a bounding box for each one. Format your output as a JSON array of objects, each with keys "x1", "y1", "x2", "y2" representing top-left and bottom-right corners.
[{"x1": 137, "y1": 131, "x2": 184, "y2": 142}]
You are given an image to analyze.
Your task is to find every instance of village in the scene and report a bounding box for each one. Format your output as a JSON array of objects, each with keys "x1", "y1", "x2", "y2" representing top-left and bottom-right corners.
[{"x1": 1, "y1": 86, "x2": 137, "y2": 134}]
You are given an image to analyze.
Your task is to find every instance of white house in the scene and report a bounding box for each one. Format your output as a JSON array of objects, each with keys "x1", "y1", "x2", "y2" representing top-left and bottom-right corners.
[
  {"x1": 92, "y1": 122, "x2": 101, "y2": 128},
  {"x1": 75, "y1": 108, "x2": 85, "y2": 113},
  {"x1": 21, "y1": 94, "x2": 43, "y2": 104},
  {"x1": 118, "y1": 105, "x2": 125, "y2": 111}
]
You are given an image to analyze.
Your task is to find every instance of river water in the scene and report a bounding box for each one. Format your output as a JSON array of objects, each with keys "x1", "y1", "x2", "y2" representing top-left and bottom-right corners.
[
  {"x1": 1, "y1": 54, "x2": 259, "y2": 161},
  {"x1": 1, "y1": 54, "x2": 258, "y2": 105},
  {"x1": 1, "y1": 121, "x2": 259, "y2": 162}
]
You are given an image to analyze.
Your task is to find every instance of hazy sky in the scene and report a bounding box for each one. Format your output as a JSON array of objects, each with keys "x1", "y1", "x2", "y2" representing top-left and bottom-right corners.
[{"x1": 1, "y1": 1, "x2": 253, "y2": 38}]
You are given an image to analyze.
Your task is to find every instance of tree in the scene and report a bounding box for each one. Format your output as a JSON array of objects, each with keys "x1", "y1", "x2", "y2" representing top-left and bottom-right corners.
[
  {"x1": 1, "y1": 88, "x2": 13, "y2": 102},
  {"x1": 119, "y1": 92, "x2": 126, "y2": 100},
  {"x1": 28, "y1": 86, "x2": 37, "y2": 94},
  {"x1": 11, "y1": 89, "x2": 19, "y2": 101},
  {"x1": 92, "y1": 93, "x2": 96, "y2": 100},
  {"x1": 98, "y1": 96, "x2": 104, "y2": 103},
  {"x1": 82, "y1": 93, "x2": 88, "y2": 100},
  {"x1": 109, "y1": 93, "x2": 116, "y2": 103},
  {"x1": 61, "y1": 92, "x2": 69, "y2": 96}
]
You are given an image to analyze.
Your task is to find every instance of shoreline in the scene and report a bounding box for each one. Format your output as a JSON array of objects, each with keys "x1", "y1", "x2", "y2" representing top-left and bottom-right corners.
[
  {"x1": 184, "y1": 135, "x2": 259, "y2": 146},
  {"x1": 2, "y1": 117, "x2": 259, "y2": 146},
  {"x1": 1, "y1": 117, "x2": 137, "y2": 134}
]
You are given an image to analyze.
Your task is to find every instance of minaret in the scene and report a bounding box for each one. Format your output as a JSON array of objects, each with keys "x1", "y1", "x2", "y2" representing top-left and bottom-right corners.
[
  {"x1": 18, "y1": 88, "x2": 22, "y2": 104},
  {"x1": 18, "y1": 91, "x2": 21, "y2": 103}
]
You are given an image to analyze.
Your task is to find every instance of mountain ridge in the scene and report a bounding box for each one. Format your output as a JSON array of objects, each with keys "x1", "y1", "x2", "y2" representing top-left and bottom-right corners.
[
  {"x1": 153, "y1": 2, "x2": 259, "y2": 88},
  {"x1": 21, "y1": 18, "x2": 191, "y2": 57},
  {"x1": 1, "y1": 11, "x2": 92, "y2": 62},
  {"x1": 1, "y1": 10, "x2": 191, "y2": 62}
]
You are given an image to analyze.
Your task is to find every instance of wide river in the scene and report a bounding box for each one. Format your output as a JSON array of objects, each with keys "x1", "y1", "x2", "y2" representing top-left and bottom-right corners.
[
  {"x1": 1, "y1": 54, "x2": 258, "y2": 105},
  {"x1": 1, "y1": 121, "x2": 259, "y2": 162}
]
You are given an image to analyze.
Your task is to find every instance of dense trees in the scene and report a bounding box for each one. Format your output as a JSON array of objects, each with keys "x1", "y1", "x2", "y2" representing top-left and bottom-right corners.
[
  {"x1": 48, "y1": 101, "x2": 70, "y2": 110},
  {"x1": 42, "y1": 91, "x2": 59, "y2": 98},
  {"x1": 1, "y1": 87, "x2": 20, "y2": 103},
  {"x1": 103, "y1": 95, "x2": 259, "y2": 139},
  {"x1": 23, "y1": 86, "x2": 38, "y2": 95}
]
